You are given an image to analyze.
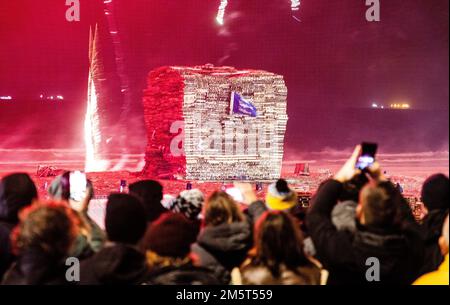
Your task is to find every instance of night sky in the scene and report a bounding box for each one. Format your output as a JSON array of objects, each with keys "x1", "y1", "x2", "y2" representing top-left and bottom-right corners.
[{"x1": 0, "y1": 0, "x2": 448, "y2": 152}]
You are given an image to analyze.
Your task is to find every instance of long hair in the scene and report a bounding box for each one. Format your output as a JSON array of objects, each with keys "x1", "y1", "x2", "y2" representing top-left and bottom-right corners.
[
  {"x1": 253, "y1": 211, "x2": 310, "y2": 277},
  {"x1": 203, "y1": 191, "x2": 245, "y2": 226},
  {"x1": 11, "y1": 201, "x2": 79, "y2": 258}
]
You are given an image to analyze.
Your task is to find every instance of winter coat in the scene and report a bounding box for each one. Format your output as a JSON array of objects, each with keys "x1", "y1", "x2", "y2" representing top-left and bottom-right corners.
[
  {"x1": 241, "y1": 262, "x2": 321, "y2": 285},
  {"x1": 306, "y1": 180, "x2": 424, "y2": 285},
  {"x1": 69, "y1": 212, "x2": 106, "y2": 260},
  {"x1": 144, "y1": 263, "x2": 221, "y2": 285},
  {"x1": 79, "y1": 243, "x2": 148, "y2": 285},
  {"x1": 0, "y1": 221, "x2": 14, "y2": 282},
  {"x1": 304, "y1": 200, "x2": 358, "y2": 257},
  {"x1": 418, "y1": 208, "x2": 449, "y2": 276},
  {"x1": 1, "y1": 249, "x2": 70, "y2": 285},
  {"x1": 414, "y1": 254, "x2": 449, "y2": 285},
  {"x1": 0, "y1": 174, "x2": 37, "y2": 281},
  {"x1": 191, "y1": 221, "x2": 252, "y2": 284}
]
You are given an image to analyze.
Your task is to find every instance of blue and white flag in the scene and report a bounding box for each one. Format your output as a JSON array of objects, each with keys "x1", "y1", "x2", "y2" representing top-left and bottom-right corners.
[{"x1": 230, "y1": 92, "x2": 258, "y2": 117}]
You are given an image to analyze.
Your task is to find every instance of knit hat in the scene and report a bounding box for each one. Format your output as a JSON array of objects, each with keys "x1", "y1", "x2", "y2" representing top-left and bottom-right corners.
[
  {"x1": 421, "y1": 174, "x2": 449, "y2": 211},
  {"x1": 0, "y1": 173, "x2": 37, "y2": 223},
  {"x1": 105, "y1": 193, "x2": 147, "y2": 245},
  {"x1": 145, "y1": 212, "x2": 197, "y2": 258},
  {"x1": 129, "y1": 180, "x2": 165, "y2": 222},
  {"x1": 265, "y1": 179, "x2": 298, "y2": 211},
  {"x1": 168, "y1": 189, "x2": 204, "y2": 220}
]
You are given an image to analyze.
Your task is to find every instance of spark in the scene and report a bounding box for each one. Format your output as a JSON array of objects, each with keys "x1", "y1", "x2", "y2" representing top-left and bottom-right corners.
[
  {"x1": 84, "y1": 70, "x2": 101, "y2": 171},
  {"x1": 291, "y1": 0, "x2": 301, "y2": 11},
  {"x1": 216, "y1": 0, "x2": 228, "y2": 25},
  {"x1": 84, "y1": 25, "x2": 110, "y2": 172},
  {"x1": 292, "y1": 15, "x2": 301, "y2": 23}
]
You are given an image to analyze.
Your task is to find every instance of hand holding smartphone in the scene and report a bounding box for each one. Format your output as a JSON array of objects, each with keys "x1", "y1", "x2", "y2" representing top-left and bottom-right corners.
[
  {"x1": 69, "y1": 171, "x2": 89, "y2": 212},
  {"x1": 355, "y1": 142, "x2": 378, "y2": 170},
  {"x1": 69, "y1": 171, "x2": 87, "y2": 202}
]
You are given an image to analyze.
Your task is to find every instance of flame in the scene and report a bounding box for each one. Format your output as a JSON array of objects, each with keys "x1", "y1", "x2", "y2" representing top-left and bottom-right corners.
[
  {"x1": 84, "y1": 25, "x2": 109, "y2": 172},
  {"x1": 291, "y1": 0, "x2": 301, "y2": 11}
]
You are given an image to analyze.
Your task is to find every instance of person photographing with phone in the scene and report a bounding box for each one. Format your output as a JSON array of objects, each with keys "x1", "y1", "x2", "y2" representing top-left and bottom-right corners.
[
  {"x1": 48, "y1": 171, "x2": 106, "y2": 260},
  {"x1": 305, "y1": 144, "x2": 424, "y2": 285}
]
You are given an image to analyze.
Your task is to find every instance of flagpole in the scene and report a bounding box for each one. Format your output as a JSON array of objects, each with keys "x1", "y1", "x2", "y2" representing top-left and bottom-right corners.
[{"x1": 230, "y1": 91, "x2": 235, "y2": 115}]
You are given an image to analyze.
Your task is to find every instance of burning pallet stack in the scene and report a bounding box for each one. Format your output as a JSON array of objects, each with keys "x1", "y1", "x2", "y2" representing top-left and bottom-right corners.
[{"x1": 142, "y1": 65, "x2": 288, "y2": 181}]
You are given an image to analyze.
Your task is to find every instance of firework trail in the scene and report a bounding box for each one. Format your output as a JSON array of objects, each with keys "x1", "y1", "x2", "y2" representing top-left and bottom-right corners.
[{"x1": 216, "y1": 0, "x2": 228, "y2": 25}]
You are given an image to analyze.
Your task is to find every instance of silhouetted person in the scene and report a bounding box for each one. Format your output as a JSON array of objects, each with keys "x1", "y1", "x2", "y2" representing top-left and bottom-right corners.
[
  {"x1": 79, "y1": 194, "x2": 148, "y2": 285},
  {"x1": 2, "y1": 202, "x2": 78, "y2": 285},
  {"x1": 0, "y1": 173, "x2": 37, "y2": 281},
  {"x1": 419, "y1": 174, "x2": 449, "y2": 275}
]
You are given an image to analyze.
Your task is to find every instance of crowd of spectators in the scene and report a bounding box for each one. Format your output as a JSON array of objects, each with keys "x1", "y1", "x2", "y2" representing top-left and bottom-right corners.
[{"x1": 0, "y1": 146, "x2": 448, "y2": 285}]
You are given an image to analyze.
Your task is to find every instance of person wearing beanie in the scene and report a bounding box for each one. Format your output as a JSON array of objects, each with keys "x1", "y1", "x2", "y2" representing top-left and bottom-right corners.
[
  {"x1": 265, "y1": 179, "x2": 298, "y2": 211},
  {"x1": 79, "y1": 194, "x2": 148, "y2": 285},
  {"x1": 129, "y1": 180, "x2": 166, "y2": 223},
  {"x1": 129, "y1": 180, "x2": 168, "y2": 252},
  {"x1": 0, "y1": 173, "x2": 37, "y2": 281},
  {"x1": 418, "y1": 174, "x2": 449, "y2": 275},
  {"x1": 143, "y1": 212, "x2": 220, "y2": 285},
  {"x1": 47, "y1": 171, "x2": 106, "y2": 260},
  {"x1": 168, "y1": 189, "x2": 204, "y2": 221},
  {"x1": 166, "y1": 189, "x2": 204, "y2": 239},
  {"x1": 146, "y1": 212, "x2": 197, "y2": 259},
  {"x1": 238, "y1": 179, "x2": 298, "y2": 225}
]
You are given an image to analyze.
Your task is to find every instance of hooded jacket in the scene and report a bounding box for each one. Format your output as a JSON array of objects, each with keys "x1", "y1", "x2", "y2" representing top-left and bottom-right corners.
[
  {"x1": 0, "y1": 173, "x2": 37, "y2": 281},
  {"x1": 241, "y1": 262, "x2": 321, "y2": 285},
  {"x1": 191, "y1": 221, "x2": 252, "y2": 284},
  {"x1": 79, "y1": 243, "x2": 148, "y2": 285},
  {"x1": 306, "y1": 180, "x2": 424, "y2": 285},
  {"x1": 144, "y1": 263, "x2": 221, "y2": 285}
]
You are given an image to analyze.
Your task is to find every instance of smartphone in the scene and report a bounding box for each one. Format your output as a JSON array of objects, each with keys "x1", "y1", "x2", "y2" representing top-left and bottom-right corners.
[
  {"x1": 356, "y1": 142, "x2": 378, "y2": 170},
  {"x1": 226, "y1": 187, "x2": 244, "y2": 202},
  {"x1": 69, "y1": 171, "x2": 87, "y2": 202}
]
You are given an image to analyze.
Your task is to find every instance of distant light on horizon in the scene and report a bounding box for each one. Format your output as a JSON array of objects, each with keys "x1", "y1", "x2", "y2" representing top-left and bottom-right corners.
[
  {"x1": 39, "y1": 95, "x2": 64, "y2": 101},
  {"x1": 390, "y1": 103, "x2": 411, "y2": 109}
]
